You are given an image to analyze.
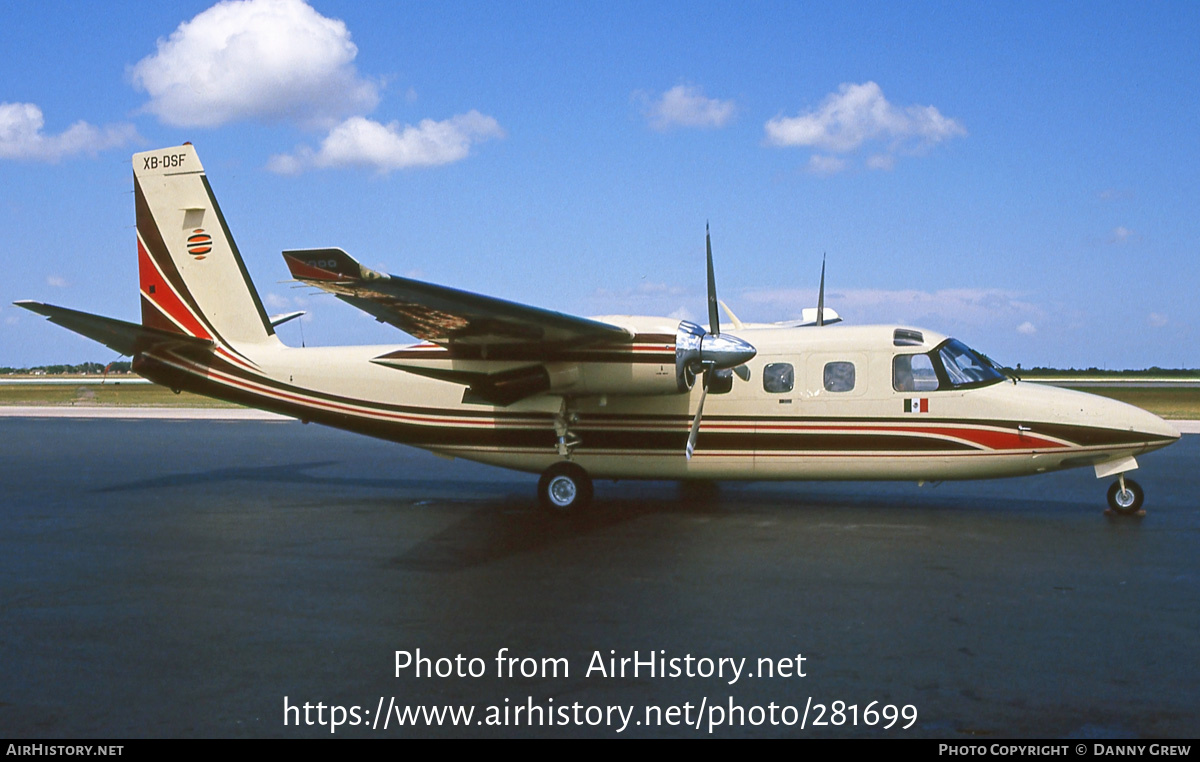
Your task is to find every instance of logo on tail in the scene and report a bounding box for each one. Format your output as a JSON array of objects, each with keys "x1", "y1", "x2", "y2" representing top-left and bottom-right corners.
[{"x1": 187, "y1": 229, "x2": 212, "y2": 260}]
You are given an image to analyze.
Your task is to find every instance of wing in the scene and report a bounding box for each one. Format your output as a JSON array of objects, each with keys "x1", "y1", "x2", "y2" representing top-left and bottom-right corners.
[{"x1": 283, "y1": 248, "x2": 632, "y2": 348}]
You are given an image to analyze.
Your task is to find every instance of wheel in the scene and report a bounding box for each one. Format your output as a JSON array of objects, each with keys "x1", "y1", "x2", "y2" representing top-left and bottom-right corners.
[
  {"x1": 537, "y1": 462, "x2": 593, "y2": 513},
  {"x1": 1106, "y1": 478, "x2": 1144, "y2": 515}
]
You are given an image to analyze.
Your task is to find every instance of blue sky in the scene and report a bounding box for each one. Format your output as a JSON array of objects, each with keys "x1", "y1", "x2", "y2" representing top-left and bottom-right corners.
[{"x1": 2, "y1": 1, "x2": 1197, "y2": 369}]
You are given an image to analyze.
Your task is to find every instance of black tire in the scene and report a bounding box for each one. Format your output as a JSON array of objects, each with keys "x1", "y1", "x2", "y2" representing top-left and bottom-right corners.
[
  {"x1": 1106, "y1": 478, "x2": 1144, "y2": 515},
  {"x1": 537, "y1": 462, "x2": 593, "y2": 514}
]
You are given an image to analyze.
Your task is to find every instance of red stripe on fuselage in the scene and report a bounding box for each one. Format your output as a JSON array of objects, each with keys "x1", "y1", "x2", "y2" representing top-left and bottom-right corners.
[
  {"x1": 138, "y1": 239, "x2": 212, "y2": 340},
  {"x1": 745, "y1": 423, "x2": 1067, "y2": 451}
]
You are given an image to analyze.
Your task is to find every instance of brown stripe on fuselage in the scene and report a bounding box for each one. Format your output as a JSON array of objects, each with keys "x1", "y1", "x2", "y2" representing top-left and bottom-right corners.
[
  {"x1": 578, "y1": 413, "x2": 1171, "y2": 450},
  {"x1": 377, "y1": 334, "x2": 676, "y2": 364},
  {"x1": 135, "y1": 354, "x2": 998, "y2": 455},
  {"x1": 1029, "y1": 422, "x2": 1174, "y2": 448},
  {"x1": 134, "y1": 346, "x2": 1169, "y2": 459},
  {"x1": 141, "y1": 348, "x2": 555, "y2": 423},
  {"x1": 133, "y1": 354, "x2": 557, "y2": 449}
]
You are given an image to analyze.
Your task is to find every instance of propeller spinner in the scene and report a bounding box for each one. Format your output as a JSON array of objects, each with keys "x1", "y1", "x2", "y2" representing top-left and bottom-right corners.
[{"x1": 679, "y1": 225, "x2": 756, "y2": 459}]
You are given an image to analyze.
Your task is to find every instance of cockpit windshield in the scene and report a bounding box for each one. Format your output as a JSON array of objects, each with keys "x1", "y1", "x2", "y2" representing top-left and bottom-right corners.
[
  {"x1": 893, "y1": 339, "x2": 1005, "y2": 392},
  {"x1": 937, "y1": 339, "x2": 1005, "y2": 388}
]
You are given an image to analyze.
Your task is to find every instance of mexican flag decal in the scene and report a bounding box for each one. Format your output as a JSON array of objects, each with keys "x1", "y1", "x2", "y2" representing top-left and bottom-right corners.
[{"x1": 904, "y1": 398, "x2": 928, "y2": 414}]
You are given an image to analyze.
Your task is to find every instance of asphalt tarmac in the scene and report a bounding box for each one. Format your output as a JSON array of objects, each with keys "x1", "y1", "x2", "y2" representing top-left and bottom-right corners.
[{"x1": 1, "y1": 418, "x2": 1196, "y2": 738}]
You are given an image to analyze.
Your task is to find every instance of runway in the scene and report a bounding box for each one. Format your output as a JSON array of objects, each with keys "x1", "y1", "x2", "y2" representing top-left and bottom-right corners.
[{"x1": 1, "y1": 418, "x2": 1196, "y2": 738}]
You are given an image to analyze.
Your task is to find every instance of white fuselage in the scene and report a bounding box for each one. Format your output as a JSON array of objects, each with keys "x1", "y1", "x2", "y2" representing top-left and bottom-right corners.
[{"x1": 135, "y1": 320, "x2": 1180, "y2": 483}]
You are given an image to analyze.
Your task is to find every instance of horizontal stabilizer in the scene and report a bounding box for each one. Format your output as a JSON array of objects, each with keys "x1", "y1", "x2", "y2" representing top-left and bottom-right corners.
[
  {"x1": 15, "y1": 301, "x2": 213, "y2": 357},
  {"x1": 268, "y1": 310, "x2": 306, "y2": 328}
]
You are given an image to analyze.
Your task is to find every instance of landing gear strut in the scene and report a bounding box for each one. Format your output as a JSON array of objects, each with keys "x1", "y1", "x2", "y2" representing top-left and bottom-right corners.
[
  {"x1": 538, "y1": 462, "x2": 593, "y2": 514},
  {"x1": 554, "y1": 398, "x2": 581, "y2": 457},
  {"x1": 1106, "y1": 475, "x2": 1144, "y2": 516}
]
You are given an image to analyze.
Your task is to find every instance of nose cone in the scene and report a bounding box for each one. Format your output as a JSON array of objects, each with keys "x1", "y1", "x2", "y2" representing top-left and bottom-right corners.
[
  {"x1": 701, "y1": 333, "x2": 757, "y2": 370},
  {"x1": 1133, "y1": 405, "x2": 1181, "y2": 442},
  {"x1": 1086, "y1": 390, "x2": 1181, "y2": 449},
  {"x1": 1002, "y1": 383, "x2": 1182, "y2": 452}
]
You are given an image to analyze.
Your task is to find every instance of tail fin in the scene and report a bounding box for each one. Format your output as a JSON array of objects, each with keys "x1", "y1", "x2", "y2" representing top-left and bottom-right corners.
[{"x1": 134, "y1": 145, "x2": 275, "y2": 348}]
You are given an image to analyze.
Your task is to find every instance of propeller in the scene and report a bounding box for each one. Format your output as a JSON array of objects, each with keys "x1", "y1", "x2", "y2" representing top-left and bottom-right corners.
[{"x1": 684, "y1": 224, "x2": 756, "y2": 459}]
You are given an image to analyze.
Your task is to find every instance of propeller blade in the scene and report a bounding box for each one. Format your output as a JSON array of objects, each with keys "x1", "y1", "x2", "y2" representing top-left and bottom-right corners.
[
  {"x1": 733, "y1": 365, "x2": 750, "y2": 382},
  {"x1": 706, "y1": 223, "x2": 720, "y2": 337},
  {"x1": 685, "y1": 373, "x2": 710, "y2": 460},
  {"x1": 817, "y1": 253, "x2": 826, "y2": 327}
]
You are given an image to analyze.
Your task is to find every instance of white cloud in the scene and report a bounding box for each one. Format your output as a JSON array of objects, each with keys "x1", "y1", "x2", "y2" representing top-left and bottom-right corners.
[
  {"x1": 268, "y1": 112, "x2": 504, "y2": 174},
  {"x1": 46, "y1": 275, "x2": 69, "y2": 288},
  {"x1": 1109, "y1": 226, "x2": 1134, "y2": 244},
  {"x1": 585, "y1": 281, "x2": 693, "y2": 318},
  {"x1": 581, "y1": 283, "x2": 1046, "y2": 342},
  {"x1": 264, "y1": 153, "x2": 304, "y2": 175},
  {"x1": 637, "y1": 85, "x2": 735, "y2": 131},
  {"x1": 740, "y1": 286, "x2": 1041, "y2": 330},
  {"x1": 130, "y1": 0, "x2": 378, "y2": 128},
  {"x1": 807, "y1": 154, "x2": 846, "y2": 175},
  {"x1": 0, "y1": 102, "x2": 137, "y2": 162},
  {"x1": 1147, "y1": 312, "x2": 1168, "y2": 327},
  {"x1": 263, "y1": 292, "x2": 291, "y2": 310},
  {"x1": 765, "y1": 82, "x2": 965, "y2": 171},
  {"x1": 865, "y1": 153, "x2": 895, "y2": 171}
]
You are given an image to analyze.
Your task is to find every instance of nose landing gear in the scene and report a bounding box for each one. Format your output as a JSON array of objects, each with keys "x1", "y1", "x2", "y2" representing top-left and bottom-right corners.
[{"x1": 1105, "y1": 475, "x2": 1144, "y2": 517}]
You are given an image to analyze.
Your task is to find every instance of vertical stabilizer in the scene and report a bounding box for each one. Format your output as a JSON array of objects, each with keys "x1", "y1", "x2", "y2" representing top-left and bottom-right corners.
[{"x1": 134, "y1": 145, "x2": 274, "y2": 348}]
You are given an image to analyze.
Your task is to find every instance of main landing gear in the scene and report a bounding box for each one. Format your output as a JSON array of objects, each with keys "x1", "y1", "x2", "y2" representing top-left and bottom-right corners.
[
  {"x1": 1105, "y1": 474, "x2": 1145, "y2": 517},
  {"x1": 537, "y1": 462, "x2": 593, "y2": 514},
  {"x1": 539, "y1": 399, "x2": 592, "y2": 514}
]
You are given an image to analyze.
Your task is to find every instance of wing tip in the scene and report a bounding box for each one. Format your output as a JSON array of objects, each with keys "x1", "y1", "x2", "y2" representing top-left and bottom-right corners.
[
  {"x1": 282, "y1": 252, "x2": 342, "y2": 282},
  {"x1": 13, "y1": 300, "x2": 51, "y2": 317}
]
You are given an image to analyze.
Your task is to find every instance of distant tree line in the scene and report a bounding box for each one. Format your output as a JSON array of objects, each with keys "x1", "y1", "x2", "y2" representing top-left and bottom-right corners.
[
  {"x1": 2, "y1": 360, "x2": 1196, "y2": 377},
  {"x1": 1020, "y1": 366, "x2": 1200, "y2": 378},
  {"x1": 1, "y1": 361, "x2": 133, "y2": 375}
]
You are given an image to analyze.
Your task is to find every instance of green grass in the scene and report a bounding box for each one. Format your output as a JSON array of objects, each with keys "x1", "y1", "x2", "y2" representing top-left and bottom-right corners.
[
  {"x1": 1063, "y1": 387, "x2": 1200, "y2": 420},
  {"x1": 0, "y1": 383, "x2": 242, "y2": 408}
]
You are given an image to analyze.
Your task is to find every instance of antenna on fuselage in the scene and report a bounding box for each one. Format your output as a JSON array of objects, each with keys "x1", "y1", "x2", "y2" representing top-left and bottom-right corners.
[{"x1": 816, "y1": 253, "x2": 827, "y2": 327}]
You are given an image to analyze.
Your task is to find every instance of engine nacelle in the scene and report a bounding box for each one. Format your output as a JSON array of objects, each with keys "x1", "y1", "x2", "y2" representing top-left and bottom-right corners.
[{"x1": 376, "y1": 319, "x2": 754, "y2": 403}]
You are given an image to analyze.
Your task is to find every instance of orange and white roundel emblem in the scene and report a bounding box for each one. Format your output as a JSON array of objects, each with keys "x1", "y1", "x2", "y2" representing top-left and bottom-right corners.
[{"x1": 187, "y1": 229, "x2": 212, "y2": 260}]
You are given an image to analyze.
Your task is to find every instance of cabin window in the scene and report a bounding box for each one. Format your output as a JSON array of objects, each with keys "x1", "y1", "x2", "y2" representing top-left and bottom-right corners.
[
  {"x1": 763, "y1": 363, "x2": 794, "y2": 393},
  {"x1": 893, "y1": 328, "x2": 924, "y2": 346},
  {"x1": 894, "y1": 353, "x2": 939, "y2": 392},
  {"x1": 823, "y1": 361, "x2": 856, "y2": 392}
]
